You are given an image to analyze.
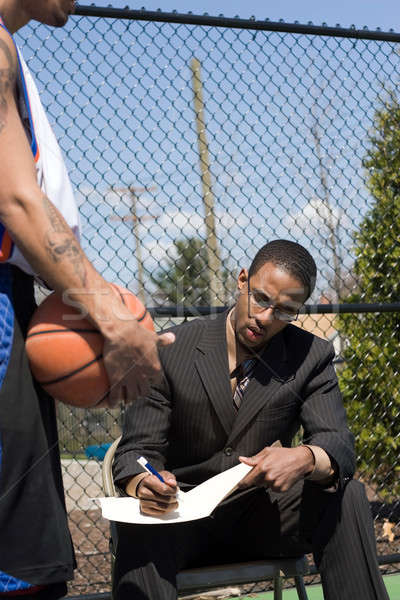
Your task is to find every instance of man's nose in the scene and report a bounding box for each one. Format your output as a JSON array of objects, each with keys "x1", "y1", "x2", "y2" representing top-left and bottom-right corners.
[{"x1": 256, "y1": 307, "x2": 275, "y2": 324}]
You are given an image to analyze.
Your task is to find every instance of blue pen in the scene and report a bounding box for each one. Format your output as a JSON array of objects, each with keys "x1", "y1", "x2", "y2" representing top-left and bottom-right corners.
[{"x1": 137, "y1": 456, "x2": 185, "y2": 501}]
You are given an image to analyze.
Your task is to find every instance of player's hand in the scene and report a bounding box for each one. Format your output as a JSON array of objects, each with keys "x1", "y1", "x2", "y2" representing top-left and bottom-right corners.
[
  {"x1": 238, "y1": 446, "x2": 314, "y2": 493},
  {"x1": 102, "y1": 318, "x2": 175, "y2": 408},
  {"x1": 135, "y1": 471, "x2": 179, "y2": 516}
]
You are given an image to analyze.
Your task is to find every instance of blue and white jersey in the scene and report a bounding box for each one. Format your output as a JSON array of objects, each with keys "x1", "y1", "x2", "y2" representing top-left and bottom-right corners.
[
  {"x1": 0, "y1": 17, "x2": 78, "y2": 594},
  {"x1": 0, "y1": 16, "x2": 81, "y2": 276}
]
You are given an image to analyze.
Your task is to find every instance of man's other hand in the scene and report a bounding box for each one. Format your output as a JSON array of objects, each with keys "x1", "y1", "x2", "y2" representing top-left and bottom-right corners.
[{"x1": 238, "y1": 446, "x2": 314, "y2": 493}]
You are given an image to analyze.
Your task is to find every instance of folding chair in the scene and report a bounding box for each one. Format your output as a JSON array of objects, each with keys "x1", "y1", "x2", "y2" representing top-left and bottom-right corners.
[{"x1": 102, "y1": 437, "x2": 310, "y2": 600}]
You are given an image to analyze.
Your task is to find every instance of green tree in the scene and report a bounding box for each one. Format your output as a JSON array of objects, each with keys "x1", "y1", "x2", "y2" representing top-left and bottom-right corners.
[
  {"x1": 337, "y1": 95, "x2": 400, "y2": 498},
  {"x1": 152, "y1": 237, "x2": 236, "y2": 306}
]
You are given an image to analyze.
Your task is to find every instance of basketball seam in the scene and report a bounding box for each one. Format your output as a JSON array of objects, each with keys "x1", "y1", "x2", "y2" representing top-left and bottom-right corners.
[
  {"x1": 137, "y1": 309, "x2": 147, "y2": 322},
  {"x1": 27, "y1": 328, "x2": 100, "y2": 338},
  {"x1": 38, "y1": 353, "x2": 103, "y2": 385}
]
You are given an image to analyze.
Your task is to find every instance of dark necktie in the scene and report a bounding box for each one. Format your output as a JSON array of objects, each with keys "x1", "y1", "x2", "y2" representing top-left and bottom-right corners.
[{"x1": 233, "y1": 358, "x2": 256, "y2": 410}]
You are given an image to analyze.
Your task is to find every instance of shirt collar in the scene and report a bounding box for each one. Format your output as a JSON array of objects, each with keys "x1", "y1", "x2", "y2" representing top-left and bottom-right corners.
[{"x1": 226, "y1": 307, "x2": 260, "y2": 377}]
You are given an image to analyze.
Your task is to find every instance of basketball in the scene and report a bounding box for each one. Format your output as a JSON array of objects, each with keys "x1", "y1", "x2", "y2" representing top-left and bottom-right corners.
[{"x1": 25, "y1": 284, "x2": 154, "y2": 408}]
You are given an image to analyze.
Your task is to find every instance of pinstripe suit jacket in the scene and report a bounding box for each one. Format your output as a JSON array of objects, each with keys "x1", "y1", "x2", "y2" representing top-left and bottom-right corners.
[{"x1": 113, "y1": 310, "x2": 355, "y2": 491}]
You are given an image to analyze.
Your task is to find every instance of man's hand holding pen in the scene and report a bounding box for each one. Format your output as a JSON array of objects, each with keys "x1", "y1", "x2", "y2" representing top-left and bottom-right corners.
[
  {"x1": 124, "y1": 457, "x2": 184, "y2": 516},
  {"x1": 133, "y1": 471, "x2": 180, "y2": 516}
]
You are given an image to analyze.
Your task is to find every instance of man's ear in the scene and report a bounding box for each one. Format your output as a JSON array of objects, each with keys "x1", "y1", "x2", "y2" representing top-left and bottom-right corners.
[{"x1": 237, "y1": 268, "x2": 248, "y2": 291}]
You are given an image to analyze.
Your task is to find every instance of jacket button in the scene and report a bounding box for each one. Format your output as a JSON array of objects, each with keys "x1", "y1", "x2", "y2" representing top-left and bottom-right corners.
[{"x1": 224, "y1": 447, "x2": 233, "y2": 456}]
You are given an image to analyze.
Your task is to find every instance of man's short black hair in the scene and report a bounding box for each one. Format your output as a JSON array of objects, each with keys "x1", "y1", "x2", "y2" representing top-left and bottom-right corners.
[{"x1": 248, "y1": 239, "x2": 317, "y2": 299}]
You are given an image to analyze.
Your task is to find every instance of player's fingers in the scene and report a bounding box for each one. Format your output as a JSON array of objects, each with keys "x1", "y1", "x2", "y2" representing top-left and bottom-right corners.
[
  {"x1": 126, "y1": 370, "x2": 150, "y2": 402},
  {"x1": 105, "y1": 389, "x2": 120, "y2": 409},
  {"x1": 133, "y1": 344, "x2": 161, "y2": 374},
  {"x1": 113, "y1": 364, "x2": 147, "y2": 403},
  {"x1": 138, "y1": 358, "x2": 163, "y2": 386},
  {"x1": 157, "y1": 332, "x2": 175, "y2": 347},
  {"x1": 108, "y1": 376, "x2": 140, "y2": 407}
]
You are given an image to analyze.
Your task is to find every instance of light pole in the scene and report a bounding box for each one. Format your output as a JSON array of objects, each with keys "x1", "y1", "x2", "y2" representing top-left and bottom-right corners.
[
  {"x1": 109, "y1": 185, "x2": 157, "y2": 304},
  {"x1": 191, "y1": 57, "x2": 223, "y2": 306}
]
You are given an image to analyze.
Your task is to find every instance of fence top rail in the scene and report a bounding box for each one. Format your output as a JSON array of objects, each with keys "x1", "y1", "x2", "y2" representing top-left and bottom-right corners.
[
  {"x1": 75, "y1": 4, "x2": 400, "y2": 42},
  {"x1": 150, "y1": 303, "x2": 400, "y2": 318}
]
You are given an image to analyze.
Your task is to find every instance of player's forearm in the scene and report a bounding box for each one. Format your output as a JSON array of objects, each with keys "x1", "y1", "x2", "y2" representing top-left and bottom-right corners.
[{"x1": 0, "y1": 191, "x2": 133, "y2": 335}]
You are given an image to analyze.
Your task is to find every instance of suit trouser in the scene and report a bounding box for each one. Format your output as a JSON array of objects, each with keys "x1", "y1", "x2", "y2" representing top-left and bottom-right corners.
[{"x1": 112, "y1": 479, "x2": 389, "y2": 600}]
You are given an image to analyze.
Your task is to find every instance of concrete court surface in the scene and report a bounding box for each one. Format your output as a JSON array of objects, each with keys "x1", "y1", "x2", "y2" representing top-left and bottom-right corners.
[
  {"x1": 236, "y1": 573, "x2": 400, "y2": 600},
  {"x1": 62, "y1": 458, "x2": 103, "y2": 511}
]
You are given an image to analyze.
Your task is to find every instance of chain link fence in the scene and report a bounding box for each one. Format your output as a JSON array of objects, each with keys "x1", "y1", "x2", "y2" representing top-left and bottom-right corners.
[{"x1": 17, "y1": 6, "x2": 400, "y2": 596}]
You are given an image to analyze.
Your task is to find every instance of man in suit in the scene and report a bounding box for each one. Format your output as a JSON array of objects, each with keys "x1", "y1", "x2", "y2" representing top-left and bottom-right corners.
[{"x1": 113, "y1": 239, "x2": 389, "y2": 600}]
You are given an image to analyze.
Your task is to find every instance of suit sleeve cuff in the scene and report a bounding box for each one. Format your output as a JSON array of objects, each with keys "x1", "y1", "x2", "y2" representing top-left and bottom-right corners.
[{"x1": 303, "y1": 445, "x2": 335, "y2": 482}]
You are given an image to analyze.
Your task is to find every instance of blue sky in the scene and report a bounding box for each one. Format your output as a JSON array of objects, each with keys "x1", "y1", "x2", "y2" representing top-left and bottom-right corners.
[
  {"x1": 17, "y1": 4, "x2": 400, "y2": 302},
  {"x1": 84, "y1": 0, "x2": 399, "y2": 32}
]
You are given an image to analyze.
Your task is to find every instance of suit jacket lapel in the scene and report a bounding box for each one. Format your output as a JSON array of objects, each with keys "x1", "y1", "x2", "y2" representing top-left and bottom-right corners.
[
  {"x1": 227, "y1": 330, "x2": 293, "y2": 443},
  {"x1": 195, "y1": 310, "x2": 237, "y2": 436}
]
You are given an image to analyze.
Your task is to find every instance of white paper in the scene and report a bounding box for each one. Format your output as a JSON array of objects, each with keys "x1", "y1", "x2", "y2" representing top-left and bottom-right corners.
[{"x1": 96, "y1": 462, "x2": 253, "y2": 525}]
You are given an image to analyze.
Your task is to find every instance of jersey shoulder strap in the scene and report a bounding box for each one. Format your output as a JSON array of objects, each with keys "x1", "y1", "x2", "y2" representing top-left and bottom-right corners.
[{"x1": 0, "y1": 17, "x2": 39, "y2": 262}]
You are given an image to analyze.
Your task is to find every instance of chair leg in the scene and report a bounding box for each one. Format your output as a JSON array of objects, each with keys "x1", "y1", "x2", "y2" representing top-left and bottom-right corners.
[
  {"x1": 273, "y1": 575, "x2": 283, "y2": 600},
  {"x1": 294, "y1": 575, "x2": 309, "y2": 600}
]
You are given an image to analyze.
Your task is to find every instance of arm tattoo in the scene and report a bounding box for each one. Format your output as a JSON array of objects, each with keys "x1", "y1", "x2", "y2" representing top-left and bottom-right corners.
[
  {"x1": 43, "y1": 193, "x2": 69, "y2": 233},
  {"x1": 0, "y1": 40, "x2": 87, "y2": 286},
  {"x1": 0, "y1": 38, "x2": 16, "y2": 135},
  {"x1": 43, "y1": 196, "x2": 87, "y2": 286}
]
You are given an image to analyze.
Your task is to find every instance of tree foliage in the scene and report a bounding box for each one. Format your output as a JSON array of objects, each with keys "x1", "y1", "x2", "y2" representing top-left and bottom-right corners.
[
  {"x1": 337, "y1": 95, "x2": 400, "y2": 498},
  {"x1": 152, "y1": 237, "x2": 236, "y2": 306}
]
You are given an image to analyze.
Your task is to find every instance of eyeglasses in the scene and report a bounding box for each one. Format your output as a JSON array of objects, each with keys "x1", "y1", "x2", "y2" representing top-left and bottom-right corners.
[{"x1": 247, "y1": 284, "x2": 301, "y2": 322}]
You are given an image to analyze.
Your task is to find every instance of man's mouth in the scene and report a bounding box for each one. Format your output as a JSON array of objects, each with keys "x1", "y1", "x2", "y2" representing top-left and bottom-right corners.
[{"x1": 246, "y1": 326, "x2": 264, "y2": 340}]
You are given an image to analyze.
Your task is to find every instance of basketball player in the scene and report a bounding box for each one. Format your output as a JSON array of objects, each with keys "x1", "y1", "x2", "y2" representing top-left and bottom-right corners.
[{"x1": 0, "y1": 1, "x2": 174, "y2": 597}]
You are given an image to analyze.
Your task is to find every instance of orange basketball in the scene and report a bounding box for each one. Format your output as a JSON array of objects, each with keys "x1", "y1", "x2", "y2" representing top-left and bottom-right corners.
[{"x1": 26, "y1": 284, "x2": 154, "y2": 408}]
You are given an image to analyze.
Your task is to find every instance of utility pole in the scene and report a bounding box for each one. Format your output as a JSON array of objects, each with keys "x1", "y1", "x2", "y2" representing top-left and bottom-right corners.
[
  {"x1": 312, "y1": 125, "x2": 343, "y2": 301},
  {"x1": 109, "y1": 185, "x2": 157, "y2": 304},
  {"x1": 312, "y1": 124, "x2": 343, "y2": 358},
  {"x1": 190, "y1": 57, "x2": 223, "y2": 306}
]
